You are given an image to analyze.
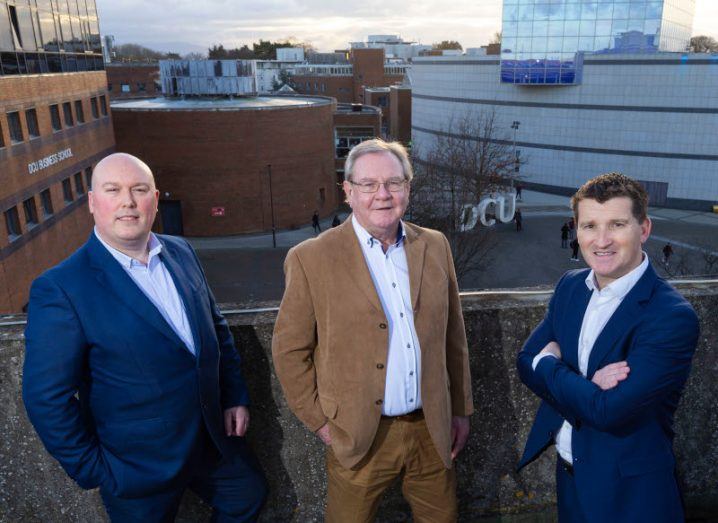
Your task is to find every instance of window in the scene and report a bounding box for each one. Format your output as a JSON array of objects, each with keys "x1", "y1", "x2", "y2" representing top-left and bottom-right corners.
[
  {"x1": 74, "y1": 100, "x2": 85, "y2": 123},
  {"x1": 23, "y1": 197, "x2": 38, "y2": 228},
  {"x1": 121, "y1": 83, "x2": 131, "y2": 93},
  {"x1": 5, "y1": 207, "x2": 21, "y2": 239},
  {"x1": 49, "y1": 104, "x2": 62, "y2": 131},
  {"x1": 62, "y1": 178, "x2": 73, "y2": 203},
  {"x1": 90, "y1": 97, "x2": 99, "y2": 119},
  {"x1": 99, "y1": 95, "x2": 108, "y2": 116},
  {"x1": 25, "y1": 108, "x2": 40, "y2": 138},
  {"x1": 137, "y1": 82, "x2": 146, "y2": 92},
  {"x1": 85, "y1": 167, "x2": 93, "y2": 189},
  {"x1": 74, "y1": 172, "x2": 85, "y2": 195},
  {"x1": 62, "y1": 102, "x2": 74, "y2": 127},
  {"x1": 7, "y1": 112, "x2": 23, "y2": 143},
  {"x1": 40, "y1": 189, "x2": 53, "y2": 217},
  {"x1": 107, "y1": 83, "x2": 113, "y2": 91},
  {"x1": 0, "y1": 121, "x2": 4, "y2": 148}
]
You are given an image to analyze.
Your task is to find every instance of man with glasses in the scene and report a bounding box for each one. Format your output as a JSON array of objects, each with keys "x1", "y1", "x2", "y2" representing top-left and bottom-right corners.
[{"x1": 272, "y1": 139, "x2": 473, "y2": 522}]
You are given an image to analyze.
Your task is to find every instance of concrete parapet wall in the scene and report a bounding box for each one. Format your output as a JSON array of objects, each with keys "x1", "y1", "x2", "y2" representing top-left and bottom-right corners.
[{"x1": 1, "y1": 283, "x2": 716, "y2": 521}]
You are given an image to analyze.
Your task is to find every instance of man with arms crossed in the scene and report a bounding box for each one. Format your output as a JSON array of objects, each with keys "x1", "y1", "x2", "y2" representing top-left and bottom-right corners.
[
  {"x1": 517, "y1": 173, "x2": 699, "y2": 522},
  {"x1": 23, "y1": 153, "x2": 266, "y2": 522},
  {"x1": 272, "y1": 139, "x2": 473, "y2": 522}
]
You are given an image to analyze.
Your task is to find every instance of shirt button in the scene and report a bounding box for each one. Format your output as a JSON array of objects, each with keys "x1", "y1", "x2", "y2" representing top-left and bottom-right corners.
[
  {"x1": 376, "y1": 363, "x2": 384, "y2": 369},
  {"x1": 400, "y1": 312, "x2": 404, "y2": 318},
  {"x1": 379, "y1": 323, "x2": 387, "y2": 329},
  {"x1": 409, "y1": 371, "x2": 414, "y2": 376},
  {"x1": 406, "y1": 343, "x2": 411, "y2": 348},
  {"x1": 409, "y1": 399, "x2": 414, "y2": 403},
  {"x1": 392, "y1": 283, "x2": 396, "y2": 288},
  {"x1": 375, "y1": 399, "x2": 383, "y2": 405}
]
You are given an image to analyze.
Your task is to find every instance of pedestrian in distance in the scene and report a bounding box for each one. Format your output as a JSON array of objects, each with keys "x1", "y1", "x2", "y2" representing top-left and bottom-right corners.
[
  {"x1": 514, "y1": 208, "x2": 523, "y2": 232},
  {"x1": 570, "y1": 238, "x2": 580, "y2": 261},
  {"x1": 561, "y1": 222, "x2": 570, "y2": 248},
  {"x1": 516, "y1": 183, "x2": 523, "y2": 202},
  {"x1": 312, "y1": 210, "x2": 321, "y2": 234},
  {"x1": 332, "y1": 214, "x2": 341, "y2": 227},
  {"x1": 568, "y1": 217, "x2": 576, "y2": 240},
  {"x1": 662, "y1": 242, "x2": 674, "y2": 268}
]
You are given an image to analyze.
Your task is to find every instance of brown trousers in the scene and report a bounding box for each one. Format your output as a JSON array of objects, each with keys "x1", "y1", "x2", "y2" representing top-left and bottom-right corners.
[{"x1": 325, "y1": 412, "x2": 457, "y2": 523}]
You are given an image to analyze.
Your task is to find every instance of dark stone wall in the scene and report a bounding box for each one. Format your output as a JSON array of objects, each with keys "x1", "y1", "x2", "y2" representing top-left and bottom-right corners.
[{"x1": 1, "y1": 283, "x2": 716, "y2": 521}]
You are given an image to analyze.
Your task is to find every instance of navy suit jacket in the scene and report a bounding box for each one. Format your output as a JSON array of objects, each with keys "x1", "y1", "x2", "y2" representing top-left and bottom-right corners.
[
  {"x1": 517, "y1": 264, "x2": 699, "y2": 523},
  {"x1": 23, "y1": 232, "x2": 250, "y2": 498}
]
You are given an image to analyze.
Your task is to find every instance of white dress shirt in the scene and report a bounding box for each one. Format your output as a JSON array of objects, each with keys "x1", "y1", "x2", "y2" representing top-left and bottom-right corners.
[
  {"x1": 535, "y1": 254, "x2": 649, "y2": 462},
  {"x1": 95, "y1": 228, "x2": 196, "y2": 355},
  {"x1": 352, "y1": 216, "x2": 422, "y2": 416}
]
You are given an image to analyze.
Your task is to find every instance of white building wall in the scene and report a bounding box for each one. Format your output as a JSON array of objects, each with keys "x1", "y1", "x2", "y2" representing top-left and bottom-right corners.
[{"x1": 411, "y1": 54, "x2": 718, "y2": 209}]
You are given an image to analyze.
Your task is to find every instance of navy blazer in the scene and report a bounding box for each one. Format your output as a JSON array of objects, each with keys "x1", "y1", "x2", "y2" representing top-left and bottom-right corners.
[
  {"x1": 23, "y1": 232, "x2": 249, "y2": 498},
  {"x1": 516, "y1": 264, "x2": 699, "y2": 523}
]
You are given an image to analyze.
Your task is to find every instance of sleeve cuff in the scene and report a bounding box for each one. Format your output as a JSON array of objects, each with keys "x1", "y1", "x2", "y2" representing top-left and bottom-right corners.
[{"x1": 532, "y1": 352, "x2": 558, "y2": 371}]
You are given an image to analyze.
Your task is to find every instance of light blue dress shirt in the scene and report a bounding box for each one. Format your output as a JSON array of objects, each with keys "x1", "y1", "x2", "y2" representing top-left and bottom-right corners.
[
  {"x1": 94, "y1": 229, "x2": 196, "y2": 355},
  {"x1": 351, "y1": 216, "x2": 422, "y2": 416}
]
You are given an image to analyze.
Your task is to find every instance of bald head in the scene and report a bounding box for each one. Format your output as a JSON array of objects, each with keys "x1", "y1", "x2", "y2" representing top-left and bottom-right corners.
[
  {"x1": 88, "y1": 153, "x2": 160, "y2": 259},
  {"x1": 91, "y1": 153, "x2": 156, "y2": 191}
]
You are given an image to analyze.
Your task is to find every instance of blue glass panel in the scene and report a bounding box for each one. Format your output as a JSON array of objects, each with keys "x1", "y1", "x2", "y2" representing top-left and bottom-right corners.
[
  {"x1": 548, "y1": 3, "x2": 565, "y2": 21},
  {"x1": 646, "y1": 2, "x2": 662, "y2": 18},
  {"x1": 519, "y1": 4, "x2": 534, "y2": 21},
  {"x1": 578, "y1": 36, "x2": 595, "y2": 50},
  {"x1": 533, "y1": 38, "x2": 548, "y2": 52},
  {"x1": 597, "y1": 3, "x2": 613, "y2": 19},
  {"x1": 548, "y1": 20, "x2": 564, "y2": 36},
  {"x1": 629, "y1": 3, "x2": 646, "y2": 19},
  {"x1": 547, "y1": 36, "x2": 563, "y2": 51},
  {"x1": 503, "y1": 4, "x2": 519, "y2": 22},
  {"x1": 595, "y1": 20, "x2": 612, "y2": 35},
  {"x1": 612, "y1": 18, "x2": 629, "y2": 33},
  {"x1": 504, "y1": 20, "x2": 519, "y2": 36},
  {"x1": 594, "y1": 35, "x2": 611, "y2": 50},
  {"x1": 644, "y1": 18, "x2": 660, "y2": 35},
  {"x1": 627, "y1": 18, "x2": 644, "y2": 31},
  {"x1": 579, "y1": 19, "x2": 596, "y2": 36},
  {"x1": 502, "y1": 36, "x2": 518, "y2": 52},
  {"x1": 534, "y1": 3, "x2": 551, "y2": 20},
  {"x1": 562, "y1": 36, "x2": 579, "y2": 51},
  {"x1": 533, "y1": 20, "x2": 549, "y2": 36},
  {"x1": 518, "y1": 21, "x2": 533, "y2": 35},
  {"x1": 517, "y1": 37, "x2": 532, "y2": 52},
  {"x1": 564, "y1": 19, "x2": 580, "y2": 36},
  {"x1": 581, "y1": 3, "x2": 597, "y2": 19},
  {"x1": 613, "y1": 3, "x2": 629, "y2": 19},
  {"x1": 565, "y1": 4, "x2": 581, "y2": 20}
]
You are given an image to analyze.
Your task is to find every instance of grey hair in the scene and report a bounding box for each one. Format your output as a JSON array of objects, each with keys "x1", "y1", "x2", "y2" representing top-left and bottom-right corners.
[{"x1": 344, "y1": 139, "x2": 413, "y2": 182}]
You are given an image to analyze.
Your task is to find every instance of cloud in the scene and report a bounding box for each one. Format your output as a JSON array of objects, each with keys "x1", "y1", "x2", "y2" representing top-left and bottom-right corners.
[{"x1": 96, "y1": 0, "x2": 717, "y2": 55}]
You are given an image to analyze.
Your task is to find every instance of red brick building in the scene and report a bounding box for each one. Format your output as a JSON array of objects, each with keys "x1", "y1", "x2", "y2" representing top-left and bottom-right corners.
[
  {"x1": 111, "y1": 96, "x2": 339, "y2": 236},
  {"x1": 389, "y1": 85, "x2": 412, "y2": 145},
  {"x1": 291, "y1": 48, "x2": 406, "y2": 104},
  {"x1": 0, "y1": 0, "x2": 112, "y2": 312},
  {"x1": 106, "y1": 64, "x2": 161, "y2": 100}
]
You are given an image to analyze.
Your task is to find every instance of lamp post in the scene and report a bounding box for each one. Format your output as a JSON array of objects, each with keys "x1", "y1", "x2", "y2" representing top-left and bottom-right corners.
[
  {"x1": 267, "y1": 164, "x2": 276, "y2": 248},
  {"x1": 511, "y1": 120, "x2": 521, "y2": 187}
]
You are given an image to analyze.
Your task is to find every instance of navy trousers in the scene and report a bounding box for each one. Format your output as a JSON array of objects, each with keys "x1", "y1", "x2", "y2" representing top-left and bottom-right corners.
[{"x1": 100, "y1": 429, "x2": 267, "y2": 523}]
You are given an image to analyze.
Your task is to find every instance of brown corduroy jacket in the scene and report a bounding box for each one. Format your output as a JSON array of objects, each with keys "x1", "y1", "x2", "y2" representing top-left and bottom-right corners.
[{"x1": 271, "y1": 218, "x2": 474, "y2": 469}]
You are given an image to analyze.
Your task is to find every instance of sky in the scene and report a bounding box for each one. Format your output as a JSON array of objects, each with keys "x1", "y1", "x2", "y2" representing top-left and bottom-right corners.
[{"x1": 95, "y1": 0, "x2": 718, "y2": 56}]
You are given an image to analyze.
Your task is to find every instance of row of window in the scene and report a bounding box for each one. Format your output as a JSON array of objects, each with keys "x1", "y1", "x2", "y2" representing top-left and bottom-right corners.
[
  {"x1": 108, "y1": 81, "x2": 160, "y2": 94},
  {"x1": 0, "y1": 94, "x2": 107, "y2": 148},
  {"x1": 0, "y1": 50, "x2": 104, "y2": 75},
  {"x1": 4, "y1": 167, "x2": 92, "y2": 241}
]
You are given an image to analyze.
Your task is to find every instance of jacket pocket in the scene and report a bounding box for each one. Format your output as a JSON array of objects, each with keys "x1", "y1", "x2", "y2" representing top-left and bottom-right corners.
[
  {"x1": 618, "y1": 453, "x2": 675, "y2": 478},
  {"x1": 319, "y1": 395, "x2": 338, "y2": 420}
]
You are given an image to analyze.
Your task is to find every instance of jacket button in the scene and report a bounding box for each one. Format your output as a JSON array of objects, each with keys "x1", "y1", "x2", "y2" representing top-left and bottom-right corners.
[
  {"x1": 376, "y1": 363, "x2": 384, "y2": 369},
  {"x1": 375, "y1": 399, "x2": 383, "y2": 405},
  {"x1": 379, "y1": 323, "x2": 387, "y2": 329}
]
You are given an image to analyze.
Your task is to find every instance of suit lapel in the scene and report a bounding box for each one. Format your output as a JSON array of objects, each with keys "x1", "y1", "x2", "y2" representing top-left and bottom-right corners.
[
  {"x1": 403, "y1": 224, "x2": 426, "y2": 311},
  {"x1": 158, "y1": 239, "x2": 203, "y2": 357},
  {"x1": 337, "y1": 219, "x2": 384, "y2": 314},
  {"x1": 563, "y1": 280, "x2": 592, "y2": 370},
  {"x1": 87, "y1": 233, "x2": 186, "y2": 349},
  {"x1": 586, "y1": 263, "x2": 657, "y2": 377}
]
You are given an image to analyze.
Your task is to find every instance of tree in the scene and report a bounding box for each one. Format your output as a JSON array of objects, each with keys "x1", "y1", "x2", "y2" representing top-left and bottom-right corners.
[
  {"x1": 113, "y1": 43, "x2": 172, "y2": 62},
  {"x1": 490, "y1": 32, "x2": 502, "y2": 45},
  {"x1": 182, "y1": 52, "x2": 206, "y2": 60},
  {"x1": 433, "y1": 40, "x2": 463, "y2": 51},
  {"x1": 690, "y1": 35, "x2": 718, "y2": 53},
  {"x1": 409, "y1": 111, "x2": 518, "y2": 282},
  {"x1": 271, "y1": 68, "x2": 293, "y2": 91}
]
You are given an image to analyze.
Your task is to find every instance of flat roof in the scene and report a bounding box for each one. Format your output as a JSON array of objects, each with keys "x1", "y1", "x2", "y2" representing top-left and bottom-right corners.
[{"x1": 110, "y1": 96, "x2": 333, "y2": 111}]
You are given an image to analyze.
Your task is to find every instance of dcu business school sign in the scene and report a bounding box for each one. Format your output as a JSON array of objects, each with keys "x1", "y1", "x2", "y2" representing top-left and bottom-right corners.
[{"x1": 28, "y1": 148, "x2": 73, "y2": 175}]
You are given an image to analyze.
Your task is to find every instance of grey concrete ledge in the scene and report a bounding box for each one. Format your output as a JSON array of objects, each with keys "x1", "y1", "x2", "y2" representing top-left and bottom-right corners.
[{"x1": 1, "y1": 283, "x2": 717, "y2": 521}]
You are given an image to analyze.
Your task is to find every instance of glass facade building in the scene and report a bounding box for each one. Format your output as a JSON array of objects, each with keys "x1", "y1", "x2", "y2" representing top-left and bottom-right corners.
[
  {"x1": 500, "y1": 0, "x2": 696, "y2": 84},
  {"x1": 0, "y1": 0, "x2": 103, "y2": 76}
]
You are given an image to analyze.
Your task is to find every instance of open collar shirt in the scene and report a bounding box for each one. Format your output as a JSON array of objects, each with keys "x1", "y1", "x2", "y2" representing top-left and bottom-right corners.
[
  {"x1": 94, "y1": 228, "x2": 196, "y2": 355},
  {"x1": 351, "y1": 215, "x2": 422, "y2": 416}
]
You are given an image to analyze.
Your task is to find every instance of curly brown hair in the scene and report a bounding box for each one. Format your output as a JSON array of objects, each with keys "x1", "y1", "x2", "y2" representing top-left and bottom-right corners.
[{"x1": 571, "y1": 172, "x2": 648, "y2": 223}]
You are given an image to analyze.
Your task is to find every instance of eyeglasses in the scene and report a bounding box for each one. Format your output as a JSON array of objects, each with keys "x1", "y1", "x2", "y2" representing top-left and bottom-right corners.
[{"x1": 349, "y1": 179, "x2": 408, "y2": 193}]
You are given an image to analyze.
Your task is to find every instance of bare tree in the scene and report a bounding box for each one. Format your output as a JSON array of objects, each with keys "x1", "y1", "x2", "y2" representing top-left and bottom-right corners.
[
  {"x1": 409, "y1": 110, "x2": 518, "y2": 282},
  {"x1": 690, "y1": 35, "x2": 718, "y2": 53}
]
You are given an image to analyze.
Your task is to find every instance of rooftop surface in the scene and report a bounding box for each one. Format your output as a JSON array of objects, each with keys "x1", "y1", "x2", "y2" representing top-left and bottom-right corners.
[{"x1": 110, "y1": 95, "x2": 332, "y2": 111}]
